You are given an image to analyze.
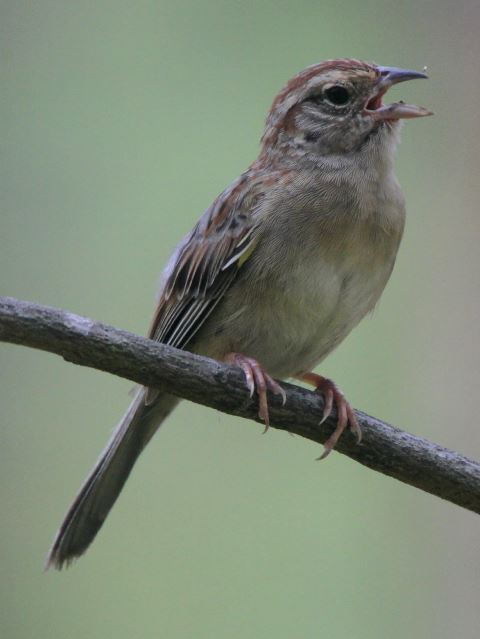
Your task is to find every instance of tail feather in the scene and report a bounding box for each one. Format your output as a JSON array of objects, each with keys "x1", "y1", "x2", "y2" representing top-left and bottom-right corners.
[{"x1": 46, "y1": 390, "x2": 178, "y2": 569}]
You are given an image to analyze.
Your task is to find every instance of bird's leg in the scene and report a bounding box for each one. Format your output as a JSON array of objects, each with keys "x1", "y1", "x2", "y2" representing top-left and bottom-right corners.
[
  {"x1": 297, "y1": 372, "x2": 362, "y2": 459},
  {"x1": 225, "y1": 353, "x2": 286, "y2": 431}
]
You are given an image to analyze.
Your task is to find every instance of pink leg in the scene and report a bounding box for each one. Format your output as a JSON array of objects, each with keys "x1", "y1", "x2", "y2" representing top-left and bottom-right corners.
[
  {"x1": 225, "y1": 353, "x2": 286, "y2": 431},
  {"x1": 298, "y1": 373, "x2": 362, "y2": 459}
]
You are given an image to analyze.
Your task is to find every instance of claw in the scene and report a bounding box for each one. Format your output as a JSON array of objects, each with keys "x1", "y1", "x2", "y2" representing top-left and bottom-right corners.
[
  {"x1": 298, "y1": 372, "x2": 361, "y2": 458},
  {"x1": 225, "y1": 353, "x2": 286, "y2": 431},
  {"x1": 320, "y1": 388, "x2": 334, "y2": 424},
  {"x1": 238, "y1": 361, "x2": 255, "y2": 398}
]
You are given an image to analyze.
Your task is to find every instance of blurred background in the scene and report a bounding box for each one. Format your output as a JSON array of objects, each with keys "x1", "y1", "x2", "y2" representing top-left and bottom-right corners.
[{"x1": 2, "y1": 1, "x2": 480, "y2": 637}]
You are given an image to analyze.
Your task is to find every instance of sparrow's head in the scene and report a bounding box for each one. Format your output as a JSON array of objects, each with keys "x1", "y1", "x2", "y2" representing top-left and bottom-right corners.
[{"x1": 262, "y1": 59, "x2": 432, "y2": 157}]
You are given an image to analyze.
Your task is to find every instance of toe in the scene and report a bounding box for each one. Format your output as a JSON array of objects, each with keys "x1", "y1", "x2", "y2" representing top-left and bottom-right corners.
[
  {"x1": 249, "y1": 359, "x2": 271, "y2": 429},
  {"x1": 347, "y1": 404, "x2": 362, "y2": 443},
  {"x1": 225, "y1": 352, "x2": 285, "y2": 434},
  {"x1": 265, "y1": 373, "x2": 287, "y2": 406},
  {"x1": 305, "y1": 376, "x2": 361, "y2": 458}
]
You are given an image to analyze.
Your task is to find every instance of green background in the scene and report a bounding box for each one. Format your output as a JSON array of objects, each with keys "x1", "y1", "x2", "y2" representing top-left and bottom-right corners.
[{"x1": 2, "y1": 1, "x2": 480, "y2": 637}]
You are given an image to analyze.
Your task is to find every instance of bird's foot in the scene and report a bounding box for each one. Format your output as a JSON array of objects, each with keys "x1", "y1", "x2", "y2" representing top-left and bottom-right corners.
[
  {"x1": 225, "y1": 353, "x2": 286, "y2": 431},
  {"x1": 299, "y1": 373, "x2": 362, "y2": 459}
]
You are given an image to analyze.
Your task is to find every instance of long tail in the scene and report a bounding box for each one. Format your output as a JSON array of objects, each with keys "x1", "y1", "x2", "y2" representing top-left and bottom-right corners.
[{"x1": 46, "y1": 390, "x2": 179, "y2": 570}]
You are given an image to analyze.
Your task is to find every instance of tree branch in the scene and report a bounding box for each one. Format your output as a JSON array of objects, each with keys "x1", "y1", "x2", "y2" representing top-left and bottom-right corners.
[{"x1": 1, "y1": 295, "x2": 479, "y2": 515}]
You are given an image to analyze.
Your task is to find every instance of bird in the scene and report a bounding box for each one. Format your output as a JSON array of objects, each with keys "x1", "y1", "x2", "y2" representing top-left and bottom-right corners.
[{"x1": 46, "y1": 58, "x2": 432, "y2": 569}]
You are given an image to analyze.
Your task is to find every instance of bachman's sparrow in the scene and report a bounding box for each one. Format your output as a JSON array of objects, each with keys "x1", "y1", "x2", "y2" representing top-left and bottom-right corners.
[{"x1": 47, "y1": 59, "x2": 431, "y2": 568}]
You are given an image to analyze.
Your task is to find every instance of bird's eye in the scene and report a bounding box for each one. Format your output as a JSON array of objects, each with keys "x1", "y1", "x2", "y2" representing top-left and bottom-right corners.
[{"x1": 324, "y1": 85, "x2": 351, "y2": 106}]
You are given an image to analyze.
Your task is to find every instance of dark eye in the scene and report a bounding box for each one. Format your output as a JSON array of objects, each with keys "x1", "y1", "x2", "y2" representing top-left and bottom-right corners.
[{"x1": 324, "y1": 85, "x2": 351, "y2": 106}]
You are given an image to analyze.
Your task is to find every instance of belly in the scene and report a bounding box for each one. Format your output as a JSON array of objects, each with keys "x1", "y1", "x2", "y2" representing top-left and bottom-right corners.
[{"x1": 196, "y1": 231, "x2": 399, "y2": 378}]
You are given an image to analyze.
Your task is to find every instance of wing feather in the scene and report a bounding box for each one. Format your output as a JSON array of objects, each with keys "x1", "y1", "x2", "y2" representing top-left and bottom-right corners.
[{"x1": 148, "y1": 173, "x2": 262, "y2": 351}]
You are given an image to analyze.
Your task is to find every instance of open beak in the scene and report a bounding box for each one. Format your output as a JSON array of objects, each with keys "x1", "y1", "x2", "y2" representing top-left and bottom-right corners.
[{"x1": 365, "y1": 65, "x2": 433, "y2": 121}]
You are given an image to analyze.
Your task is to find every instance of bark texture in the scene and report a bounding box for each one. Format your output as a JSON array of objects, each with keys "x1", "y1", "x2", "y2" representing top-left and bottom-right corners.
[{"x1": 1, "y1": 296, "x2": 479, "y2": 515}]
